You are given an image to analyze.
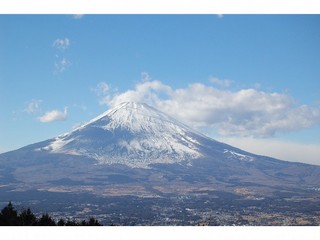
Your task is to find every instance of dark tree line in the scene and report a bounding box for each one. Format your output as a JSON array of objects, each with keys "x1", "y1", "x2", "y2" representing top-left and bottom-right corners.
[{"x1": 0, "y1": 202, "x2": 101, "y2": 226}]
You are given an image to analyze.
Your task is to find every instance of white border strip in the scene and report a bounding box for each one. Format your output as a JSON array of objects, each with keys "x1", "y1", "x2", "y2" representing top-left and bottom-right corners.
[
  {"x1": 1, "y1": 226, "x2": 320, "y2": 240},
  {"x1": 0, "y1": 0, "x2": 320, "y2": 14}
]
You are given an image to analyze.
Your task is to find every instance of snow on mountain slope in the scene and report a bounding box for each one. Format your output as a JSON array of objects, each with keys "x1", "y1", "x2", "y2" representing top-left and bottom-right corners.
[
  {"x1": 223, "y1": 149, "x2": 255, "y2": 162},
  {"x1": 38, "y1": 102, "x2": 210, "y2": 168}
]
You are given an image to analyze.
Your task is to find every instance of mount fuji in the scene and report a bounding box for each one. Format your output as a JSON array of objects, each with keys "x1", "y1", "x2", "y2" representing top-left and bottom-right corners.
[
  {"x1": 37, "y1": 102, "x2": 205, "y2": 168},
  {"x1": 1, "y1": 102, "x2": 320, "y2": 224}
]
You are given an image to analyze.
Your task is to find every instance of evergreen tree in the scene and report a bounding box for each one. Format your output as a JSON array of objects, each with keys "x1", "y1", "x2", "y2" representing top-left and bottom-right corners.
[
  {"x1": 87, "y1": 217, "x2": 102, "y2": 226},
  {"x1": 57, "y1": 219, "x2": 66, "y2": 226},
  {"x1": 80, "y1": 220, "x2": 87, "y2": 226},
  {"x1": 37, "y1": 213, "x2": 56, "y2": 226},
  {"x1": 19, "y1": 208, "x2": 37, "y2": 226},
  {"x1": 0, "y1": 202, "x2": 102, "y2": 226},
  {"x1": 0, "y1": 201, "x2": 19, "y2": 225},
  {"x1": 65, "y1": 219, "x2": 78, "y2": 226}
]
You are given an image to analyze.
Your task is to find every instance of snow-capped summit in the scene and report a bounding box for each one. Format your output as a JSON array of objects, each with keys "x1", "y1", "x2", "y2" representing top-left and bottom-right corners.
[
  {"x1": 75, "y1": 102, "x2": 200, "y2": 134},
  {"x1": 39, "y1": 102, "x2": 210, "y2": 168}
]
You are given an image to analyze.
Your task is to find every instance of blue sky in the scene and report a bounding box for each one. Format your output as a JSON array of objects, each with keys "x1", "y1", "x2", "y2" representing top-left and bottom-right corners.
[{"x1": 1, "y1": 15, "x2": 320, "y2": 164}]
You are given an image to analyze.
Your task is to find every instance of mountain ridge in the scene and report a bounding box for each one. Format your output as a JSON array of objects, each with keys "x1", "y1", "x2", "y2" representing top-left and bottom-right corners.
[{"x1": 0, "y1": 101, "x2": 320, "y2": 195}]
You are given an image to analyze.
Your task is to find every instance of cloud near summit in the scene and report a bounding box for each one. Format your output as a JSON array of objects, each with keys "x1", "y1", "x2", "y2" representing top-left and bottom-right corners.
[{"x1": 96, "y1": 76, "x2": 320, "y2": 138}]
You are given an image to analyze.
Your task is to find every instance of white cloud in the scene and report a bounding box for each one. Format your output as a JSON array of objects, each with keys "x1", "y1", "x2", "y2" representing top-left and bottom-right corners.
[
  {"x1": 97, "y1": 82, "x2": 110, "y2": 95},
  {"x1": 24, "y1": 99, "x2": 42, "y2": 114},
  {"x1": 38, "y1": 107, "x2": 68, "y2": 123},
  {"x1": 97, "y1": 73, "x2": 320, "y2": 138},
  {"x1": 52, "y1": 38, "x2": 71, "y2": 73},
  {"x1": 218, "y1": 137, "x2": 320, "y2": 166},
  {"x1": 52, "y1": 38, "x2": 70, "y2": 50},
  {"x1": 54, "y1": 57, "x2": 71, "y2": 73},
  {"x1": 209, "y1": 76, "x2": 233, "y2": 88},
  {"x1": 141, "y1": 71, "x2": 152, "y2": 82},
  {"x1": 93, "y1": 82, "x2": 111, "y2": 105},
  {"x1": 107, "y1": 80, "x2": 173, "y2": 108}
]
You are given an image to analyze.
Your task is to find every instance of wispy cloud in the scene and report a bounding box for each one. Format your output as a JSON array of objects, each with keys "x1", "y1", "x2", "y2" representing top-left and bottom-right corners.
[
  {"x1": 54, "y1": 57, "x2": 71, "y2": 73},
  {"x1": 209, "y1": 76, "x2": 233, "y2": 88},
  {"x1": 24, "y1": 99, "x2": 42, "y2": 114},
  {"x1": 93, "y1": 82, "x2": 111, "y2": 105},
  {"x1": 96, "y1": 82, "x2": 110, "y2": 95},
  {"x1": 52, "y1": 38, "x2": 70, "y2": 51},
  {"x1": 97, "y1": 73, "x2": 320, "y2": 138},
  {"x1": 52, "y1": 37, "x2": 71, "y2": 73},
  {"x1": 38, "y1": 107, "x2": 68, "y2": 123},
  {"x1": 141, "y1": 72, "x2": 152, "y2": 82}
]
